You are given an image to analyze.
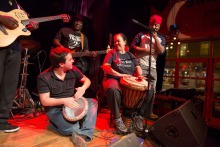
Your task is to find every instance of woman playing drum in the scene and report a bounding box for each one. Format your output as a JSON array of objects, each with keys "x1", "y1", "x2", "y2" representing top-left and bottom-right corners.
[{"x1": 102, "y1": 33, "x2": 144, "y2": 133}]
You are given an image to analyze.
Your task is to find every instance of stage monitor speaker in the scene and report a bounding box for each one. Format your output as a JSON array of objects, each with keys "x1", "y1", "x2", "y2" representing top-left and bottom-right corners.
[
  {"x1": 150, "y1": 100, "x2": 208, "y2": 147},
  {"x1": 109, "y1": 133, "x2": 140, "y2": 147}
]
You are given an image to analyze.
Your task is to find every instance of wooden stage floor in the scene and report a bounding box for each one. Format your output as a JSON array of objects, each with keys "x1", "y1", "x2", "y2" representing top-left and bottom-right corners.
[
  {"x1": 0, "y1": 108, "x2": 153, "y2": 147},
  {"x1": 1, "y1": 107, "x2": 220, "y2": 147}
]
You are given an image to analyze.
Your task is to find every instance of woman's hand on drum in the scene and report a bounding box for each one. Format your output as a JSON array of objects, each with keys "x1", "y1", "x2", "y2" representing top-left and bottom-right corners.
[
  {"x1": 137, "y1": 75, "x2": 146, "y2": 79},
  {"x1": 74, "y1": 87, "x2": 86, "y2": 99},
  {"x1": 120, "y1": 73, "x2": 131, "y2": 77},
  {"x1": 64, "y1": 97, "x2": 79, "y2": 109},
  {"x1": 136, "y1": 75, "x2": 146, "y2": 82}
]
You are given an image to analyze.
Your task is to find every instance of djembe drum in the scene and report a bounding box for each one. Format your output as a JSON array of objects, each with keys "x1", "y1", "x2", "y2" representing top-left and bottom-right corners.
[
  {"x1": 62, "y1": 97, "x2": 88, "y2": 121},
  {"x1": 120, "y1": 76, "x2": 148, "y2": 130}
]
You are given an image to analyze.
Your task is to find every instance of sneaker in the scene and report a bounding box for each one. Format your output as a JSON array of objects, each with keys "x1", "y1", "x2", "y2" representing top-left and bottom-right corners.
[
  {"x1": 0, "y1": 123, "x2": 20, "y2": 133},
  {"x1": 115, "y1": 117, "x2": 128, "y2": 133},
  {"x1": 71, "y1": 132, "x2": 87, "y2": 147},
  {"x1": 134, "y1": 116, "x2": 144, "y2": 132}
]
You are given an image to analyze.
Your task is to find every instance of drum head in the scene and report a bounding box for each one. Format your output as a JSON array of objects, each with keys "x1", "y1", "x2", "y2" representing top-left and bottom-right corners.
[
  {"x1": 63, "y1": 97, "x2": 88, "y2": 121},
  {"x1": 120, "y1": 76, "x2": 148, "y2": 91}
]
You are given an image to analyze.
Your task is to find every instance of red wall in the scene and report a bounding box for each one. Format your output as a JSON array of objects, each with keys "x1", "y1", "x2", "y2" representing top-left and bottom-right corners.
[{"x1": 152, "y1": 0, "x2": 220, "y2": 39}]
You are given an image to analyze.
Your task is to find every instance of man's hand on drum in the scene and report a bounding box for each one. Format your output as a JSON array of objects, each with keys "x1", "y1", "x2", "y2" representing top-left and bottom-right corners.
[
  {"x1": 74, "y1": 87, "x2": 86, "y2": 99},
  {"x1": 64, "y1": 97, "x2": 79, "y2": 109}
]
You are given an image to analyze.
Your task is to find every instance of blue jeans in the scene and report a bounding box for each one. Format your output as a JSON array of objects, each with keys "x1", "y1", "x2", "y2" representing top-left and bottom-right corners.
[{"x1": 46, "y1": 98, "x2": 98, "y2": 140}]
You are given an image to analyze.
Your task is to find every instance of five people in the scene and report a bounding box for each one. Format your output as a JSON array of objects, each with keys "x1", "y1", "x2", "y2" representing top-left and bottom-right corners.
[
  {"x1": 1, "y1": 2, "x2": 165, "y2": 144},
  {"x1": 0, "y1": 0, "x2": 39, "y2": 133}
]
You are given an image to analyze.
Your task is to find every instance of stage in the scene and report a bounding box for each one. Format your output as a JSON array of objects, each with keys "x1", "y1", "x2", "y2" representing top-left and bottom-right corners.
[{"x1": 1, "y1": 106, "x2": 219, "y2": 147}]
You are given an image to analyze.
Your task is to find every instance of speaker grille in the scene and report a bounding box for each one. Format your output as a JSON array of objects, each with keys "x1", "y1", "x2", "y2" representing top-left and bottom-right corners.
[{"x1": 151, "y1": 100, "x2": 208, "y2": 147}]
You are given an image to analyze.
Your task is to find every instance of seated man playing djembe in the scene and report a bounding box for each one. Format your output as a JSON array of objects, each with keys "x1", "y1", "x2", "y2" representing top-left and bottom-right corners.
[
  {"x1": 37, "y1": 47, "x2": 98, "y2": 146},
  {"x1": 102, "y1": 33, "x2": 148, "y2": 134}
]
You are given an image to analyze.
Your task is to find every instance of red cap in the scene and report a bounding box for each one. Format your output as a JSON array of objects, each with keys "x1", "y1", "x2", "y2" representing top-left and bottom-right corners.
[{"x1": 149, "y1": 15, "x2": 162, "y2": 25}]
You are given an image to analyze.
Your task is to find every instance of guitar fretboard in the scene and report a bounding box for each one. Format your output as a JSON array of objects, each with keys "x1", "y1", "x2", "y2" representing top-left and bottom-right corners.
[{"x1": 21, "y1": 15, "x2": 61, "y2": 25}]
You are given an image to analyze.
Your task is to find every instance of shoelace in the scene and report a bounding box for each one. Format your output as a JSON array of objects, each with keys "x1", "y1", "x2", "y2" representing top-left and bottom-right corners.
[
  {"x1": 116, "y1": 121, "x2": 125, "y2": 128},
  {"x1": 136, "y1": 117, "x2": 142, "y2": 123}
]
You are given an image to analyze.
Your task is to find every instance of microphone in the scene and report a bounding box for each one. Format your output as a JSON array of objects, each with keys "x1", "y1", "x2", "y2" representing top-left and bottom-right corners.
[
  {"x1": 132, "y1": 19, "x2": 139, "y2": 24},
  {"x1": 132, "y1": 19, "x2": 154, "y2": 32},
  {"x1": 132, "y1": 19, "x2": 148, "y2": 28},
  {"x1": 33, "y1": 50, "x2": 43, "y2": 59}
]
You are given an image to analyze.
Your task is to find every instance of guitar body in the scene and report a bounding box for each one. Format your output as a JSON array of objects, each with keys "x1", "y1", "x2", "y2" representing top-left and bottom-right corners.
[
  {"x1": 0, "y1": 9, "x2": 70, "y2": 47},
  {"x1": 0, "y1": 9, "x2": 31, "y2": 47}
]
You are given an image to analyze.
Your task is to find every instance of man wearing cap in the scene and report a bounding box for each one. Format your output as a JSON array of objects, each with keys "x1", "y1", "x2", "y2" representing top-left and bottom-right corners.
[
  {"x1": 53, "y1": 14, "x2": 89, "y2": 74},
  {"x1": 130, "y1": 15, "x2": 166, "y2": 131}
]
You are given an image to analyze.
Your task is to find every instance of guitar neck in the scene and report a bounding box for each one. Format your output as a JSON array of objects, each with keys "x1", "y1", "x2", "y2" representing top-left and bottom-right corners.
[
  {"x1": 22, "y1": 15, "x2": 61, "y2": 25},
  {"x1": 72, "y1": 50, "x2": 107, "y2": 57}
]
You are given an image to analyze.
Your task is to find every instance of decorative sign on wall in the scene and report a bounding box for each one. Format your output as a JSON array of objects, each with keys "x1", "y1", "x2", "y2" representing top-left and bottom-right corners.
[{"x1": 152, "y1": 0, "x2": 220, "y2": 39}]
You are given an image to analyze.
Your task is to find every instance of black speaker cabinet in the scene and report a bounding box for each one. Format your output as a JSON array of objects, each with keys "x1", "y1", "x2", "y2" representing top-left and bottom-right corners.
[{"x1": 150, "y1": 100, "x2": 208, "y2": 147}]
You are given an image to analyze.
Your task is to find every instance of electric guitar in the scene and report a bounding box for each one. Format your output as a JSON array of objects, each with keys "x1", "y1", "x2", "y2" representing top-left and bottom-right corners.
[
  {"x1": 71, "y1": 49, "x2": 107, "y2": 58},
  {"x1": 0, "y1": 9, "x2": 70, "y2": 47}
]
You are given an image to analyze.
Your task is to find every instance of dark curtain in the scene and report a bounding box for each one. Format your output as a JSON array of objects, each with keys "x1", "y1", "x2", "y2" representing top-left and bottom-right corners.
[{"x1": 61, "y1": 0, "x2": 82, "y2": 13}]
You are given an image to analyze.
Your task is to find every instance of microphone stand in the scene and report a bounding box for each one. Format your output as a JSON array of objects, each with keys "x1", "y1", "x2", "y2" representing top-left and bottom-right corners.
[
  {"x1": 132, "y1": 19, "x2": 167, "y2": 137},
  {"x1": 33, "y1": 50, "x2": 43, "y2": 73}
]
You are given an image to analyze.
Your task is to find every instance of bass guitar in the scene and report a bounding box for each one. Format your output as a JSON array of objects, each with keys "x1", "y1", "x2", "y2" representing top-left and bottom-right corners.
[{"x1": 0, "y1": 9, "x2": 70, "y2": 47}]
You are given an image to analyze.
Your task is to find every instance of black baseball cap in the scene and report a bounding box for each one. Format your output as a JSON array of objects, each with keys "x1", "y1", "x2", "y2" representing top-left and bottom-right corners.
[{"x1": 73, "y1": 14, "x2": 86, "y2": 22}]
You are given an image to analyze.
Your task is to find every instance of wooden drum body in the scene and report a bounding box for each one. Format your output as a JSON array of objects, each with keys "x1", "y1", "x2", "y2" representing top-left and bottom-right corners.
[{"x1": 120, "y1": 76, "x2": 148, "y2": 109}]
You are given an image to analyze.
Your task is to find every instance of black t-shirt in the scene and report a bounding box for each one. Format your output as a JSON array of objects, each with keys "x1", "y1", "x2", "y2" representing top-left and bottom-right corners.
[
  {"x1": 54, "y1": 27, "x2": 89, "y2": 73},
  {"x1": 54, "y1": 27, "x2": 89, "y2": 51},
  {"x1": 37, "y1": 66, "x2": 83, "y2": 99},
  {"x1": 103, "y1": 49, "x2": 139, "y2": 79}
]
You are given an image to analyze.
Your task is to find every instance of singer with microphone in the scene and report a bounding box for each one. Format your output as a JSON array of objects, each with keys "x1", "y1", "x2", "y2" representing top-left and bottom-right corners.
[{"x1": 130, "y1": 15, "x2": 166, "y2": 132}]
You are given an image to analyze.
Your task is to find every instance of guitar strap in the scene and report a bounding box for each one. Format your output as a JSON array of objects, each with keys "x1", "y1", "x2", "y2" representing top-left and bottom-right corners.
[{"x1": 81, "y1": 33, "x2": 84, "y2": 51}]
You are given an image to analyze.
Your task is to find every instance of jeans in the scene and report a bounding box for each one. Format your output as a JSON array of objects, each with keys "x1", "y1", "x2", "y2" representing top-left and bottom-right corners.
[
  {"x1": 106, "y1": 88, "x2": 122, "y2": 119},
  {"x1": 139, "y1": 88, "x2": 155, "y2": 118},
  {"x1": 140, "y1": 66, "x2": 157, "y2": 115},
  {"x1": 46, "y1": 98, "x2": 98, "y2": 140}
]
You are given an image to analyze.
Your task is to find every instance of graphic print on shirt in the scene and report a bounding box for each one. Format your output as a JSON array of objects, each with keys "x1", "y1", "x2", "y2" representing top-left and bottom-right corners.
[
  {"x1": 117, "y1": 58, "x2": 132, "y2": 68},
  {"x1": 113, "y1": 53, "x2": 134, "y2": 73},
  {"x1": 68, "y1": 34, "x2": 81, "y2": 49}
]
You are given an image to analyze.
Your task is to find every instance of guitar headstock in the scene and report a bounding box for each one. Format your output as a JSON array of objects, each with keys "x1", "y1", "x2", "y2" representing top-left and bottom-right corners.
[{"x1": 60, "y1": 14, "x2": 71, "y2": 22}]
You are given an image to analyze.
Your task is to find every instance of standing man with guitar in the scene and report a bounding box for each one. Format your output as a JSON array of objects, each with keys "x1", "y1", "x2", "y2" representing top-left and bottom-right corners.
[
  {"x1": 0, "y1": 0, "x2": 39, "y2": 133},
  {"x1": 53, "y1": 14, "x2": 90, "y2": 74}
]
